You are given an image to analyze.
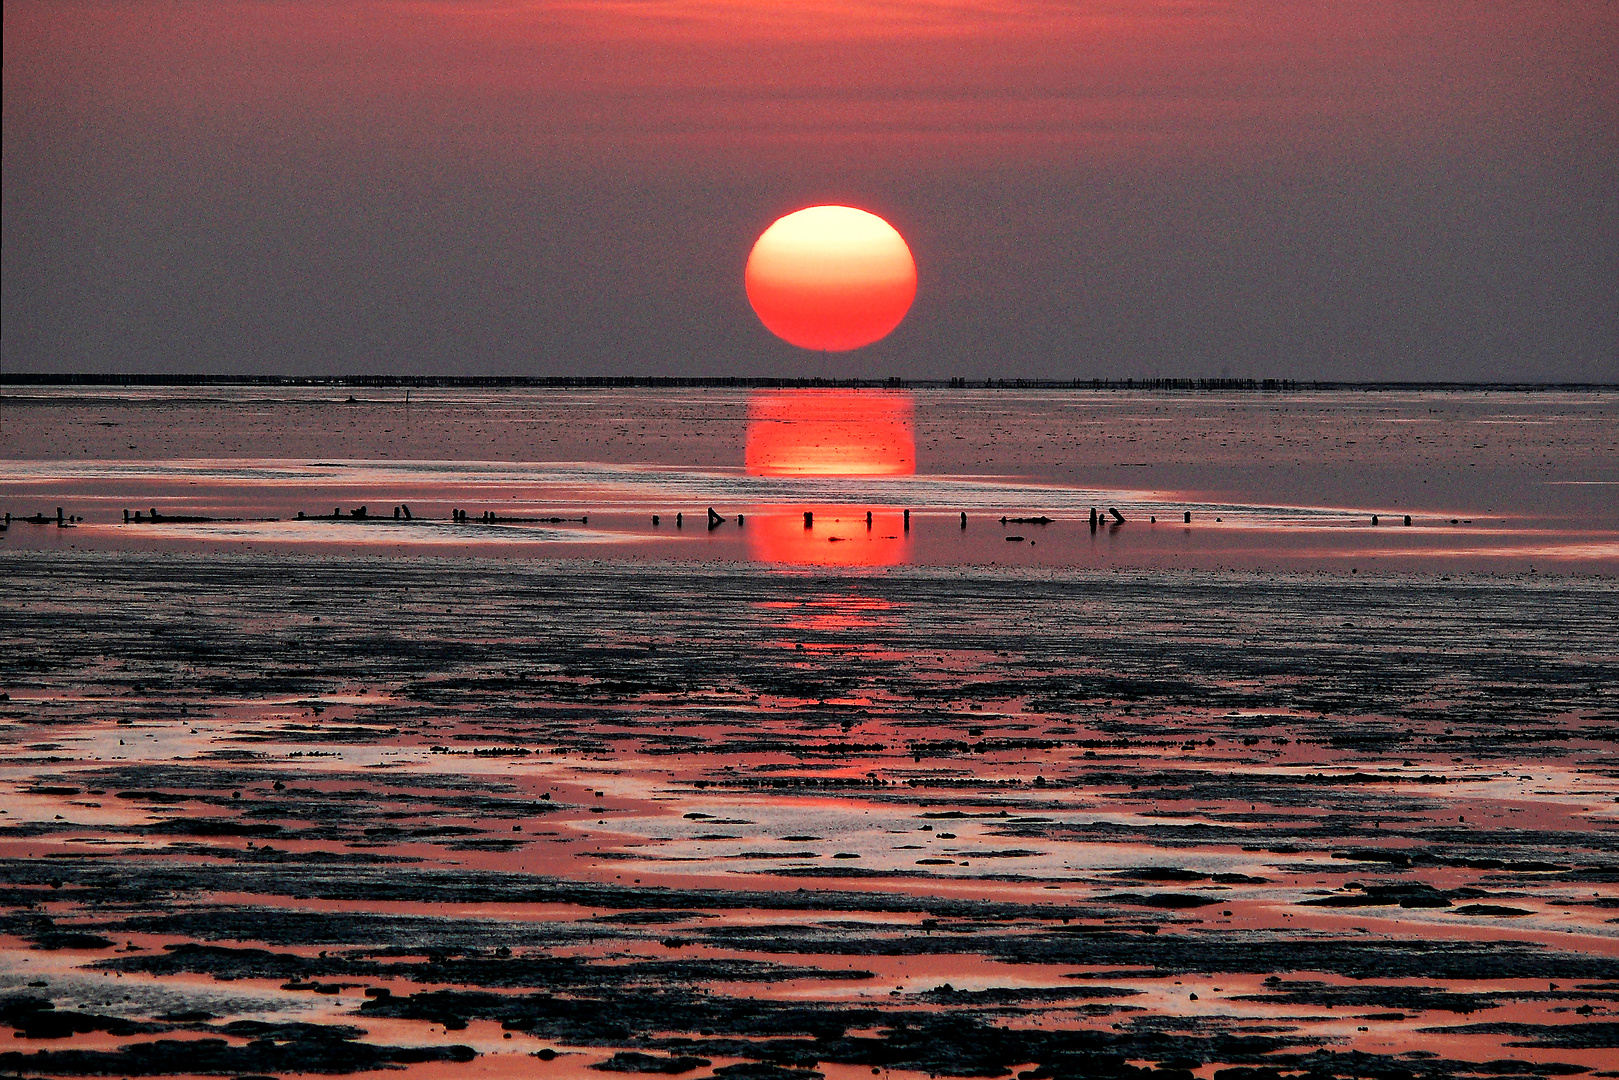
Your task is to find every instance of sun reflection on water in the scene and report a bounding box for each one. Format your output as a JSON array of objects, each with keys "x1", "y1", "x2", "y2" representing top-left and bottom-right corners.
[
  {"x1": 744, "y1": 389, "x2": 915, "y2": 477},
  {"x1": 746, "y1": 506, "x2": 910, "y2": 566}
]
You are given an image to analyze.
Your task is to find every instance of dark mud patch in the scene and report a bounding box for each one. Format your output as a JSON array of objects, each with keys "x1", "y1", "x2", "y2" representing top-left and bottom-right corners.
[
  {"x1": 0, "y1": 995, "x2": 167, "y2": 1039},
  {"x1": 594, "y1": 1052, "x2": 714, "y2": 1073},
  {"x1": 1, "y1": 1035, "x2": 476, "y2": 1076},
  {"x1": 1454, "y1": 904, "x2": 1537, "y2": 918}
]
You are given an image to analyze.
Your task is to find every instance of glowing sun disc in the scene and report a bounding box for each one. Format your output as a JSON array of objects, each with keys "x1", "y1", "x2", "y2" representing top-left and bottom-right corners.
[{"x1": 745, "y1": 205, "x2": 917, "y2": 352}]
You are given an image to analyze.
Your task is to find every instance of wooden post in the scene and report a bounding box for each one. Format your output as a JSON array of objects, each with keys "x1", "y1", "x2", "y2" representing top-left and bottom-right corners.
[
  {"x1": 1184, "y1": 511, "x2": 1191, "y2": 524},
  {"x1": 804, "y1": 511, "x2": 813, "y2": 528}
]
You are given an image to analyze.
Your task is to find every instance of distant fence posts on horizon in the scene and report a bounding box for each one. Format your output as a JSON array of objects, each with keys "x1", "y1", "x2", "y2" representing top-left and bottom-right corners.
[{"x1": 7, "y1": 374, "x2": 1611, "y2": 392}]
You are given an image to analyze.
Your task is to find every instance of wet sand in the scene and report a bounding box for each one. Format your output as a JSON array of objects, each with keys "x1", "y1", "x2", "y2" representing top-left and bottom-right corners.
[{"x1": 1, "y1": 387, "x2": 1616, "y2": 1078}]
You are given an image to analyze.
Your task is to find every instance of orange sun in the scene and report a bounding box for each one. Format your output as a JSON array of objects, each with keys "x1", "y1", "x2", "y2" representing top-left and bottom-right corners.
[{"x1": 744, "y1": 206, "x2": 917, "y2": 352}]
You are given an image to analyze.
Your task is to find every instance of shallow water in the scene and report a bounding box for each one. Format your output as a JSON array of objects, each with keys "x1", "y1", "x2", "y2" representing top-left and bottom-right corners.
[
  {"x1": 1, "y1": 387, "x2": 1616, "y2": 1078},
  {"x1": 2, "y1": 386, "x2": 1615, "y2": 571}
]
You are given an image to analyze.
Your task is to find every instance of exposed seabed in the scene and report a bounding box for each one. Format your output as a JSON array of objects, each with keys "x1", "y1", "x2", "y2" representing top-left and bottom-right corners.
[{"x1": 1, "y1": 386, "x2": 1616, "y2": 1078}]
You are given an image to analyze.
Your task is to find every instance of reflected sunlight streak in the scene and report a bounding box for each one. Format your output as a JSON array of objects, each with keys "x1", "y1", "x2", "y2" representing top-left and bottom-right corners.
[{"x1": 744, "y1": 389, "x2": 916, "y2": 477}]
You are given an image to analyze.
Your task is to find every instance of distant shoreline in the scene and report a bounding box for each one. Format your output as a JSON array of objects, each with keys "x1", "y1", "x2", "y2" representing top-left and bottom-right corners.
[{"x1": 2, "y1": 374, "x2": 1614, "y2": 392}]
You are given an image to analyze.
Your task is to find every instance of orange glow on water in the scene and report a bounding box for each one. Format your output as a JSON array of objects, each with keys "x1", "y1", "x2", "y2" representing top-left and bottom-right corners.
[
  {"x1": 745, "y1": 389, "x2": 916, "y2": 477},
  {"x1": 745, "y1": 207, "x2": 916, "y2": 351},
  {"x1": 747, "y1": 507, "x2": 909, "y2": 567}
]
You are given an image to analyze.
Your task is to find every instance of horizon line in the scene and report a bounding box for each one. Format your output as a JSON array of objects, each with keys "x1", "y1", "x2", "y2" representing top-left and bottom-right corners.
[{"x1": 3, "y1": 374, "x2": 1616, "y2": 393}]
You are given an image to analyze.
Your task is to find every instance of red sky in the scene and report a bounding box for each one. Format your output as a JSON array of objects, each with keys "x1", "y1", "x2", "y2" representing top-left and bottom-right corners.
[{"x1": 4, "y1": 1, "x2": 1615, "y2": 378}]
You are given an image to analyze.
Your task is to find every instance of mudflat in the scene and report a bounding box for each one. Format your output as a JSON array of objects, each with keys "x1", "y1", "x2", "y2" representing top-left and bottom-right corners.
[{"x1": 1, "y1": 386, "x2": 1615, "y2": 1078}]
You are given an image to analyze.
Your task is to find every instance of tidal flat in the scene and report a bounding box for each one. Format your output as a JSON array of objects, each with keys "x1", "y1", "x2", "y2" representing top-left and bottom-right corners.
[{"x1": 1, "y1": 386, "x2": 1616, "y2": 1079}]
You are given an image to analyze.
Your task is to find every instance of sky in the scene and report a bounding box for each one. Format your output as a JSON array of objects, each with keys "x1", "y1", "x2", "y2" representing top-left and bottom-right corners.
[{"x1": 3, "y1": 0, "x2": 1615, "y2": 381}]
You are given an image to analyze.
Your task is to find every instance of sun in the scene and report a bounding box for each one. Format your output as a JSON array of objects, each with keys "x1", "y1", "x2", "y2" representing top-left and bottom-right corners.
[{"x1": 744, "y1": 205, "x2": 917, "y2": 352}]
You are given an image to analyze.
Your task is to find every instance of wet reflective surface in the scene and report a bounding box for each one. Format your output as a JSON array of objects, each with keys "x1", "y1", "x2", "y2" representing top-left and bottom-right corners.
[
  {"x1": 2, "y1": 386, "x2": 1615, "y2": 572},
  {"x1": 745, "y1": 390, "x2": 916, "y2": 477},
  {"x1": 1, "y1": 386, "x2": 1616, "y2": 1078}
]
